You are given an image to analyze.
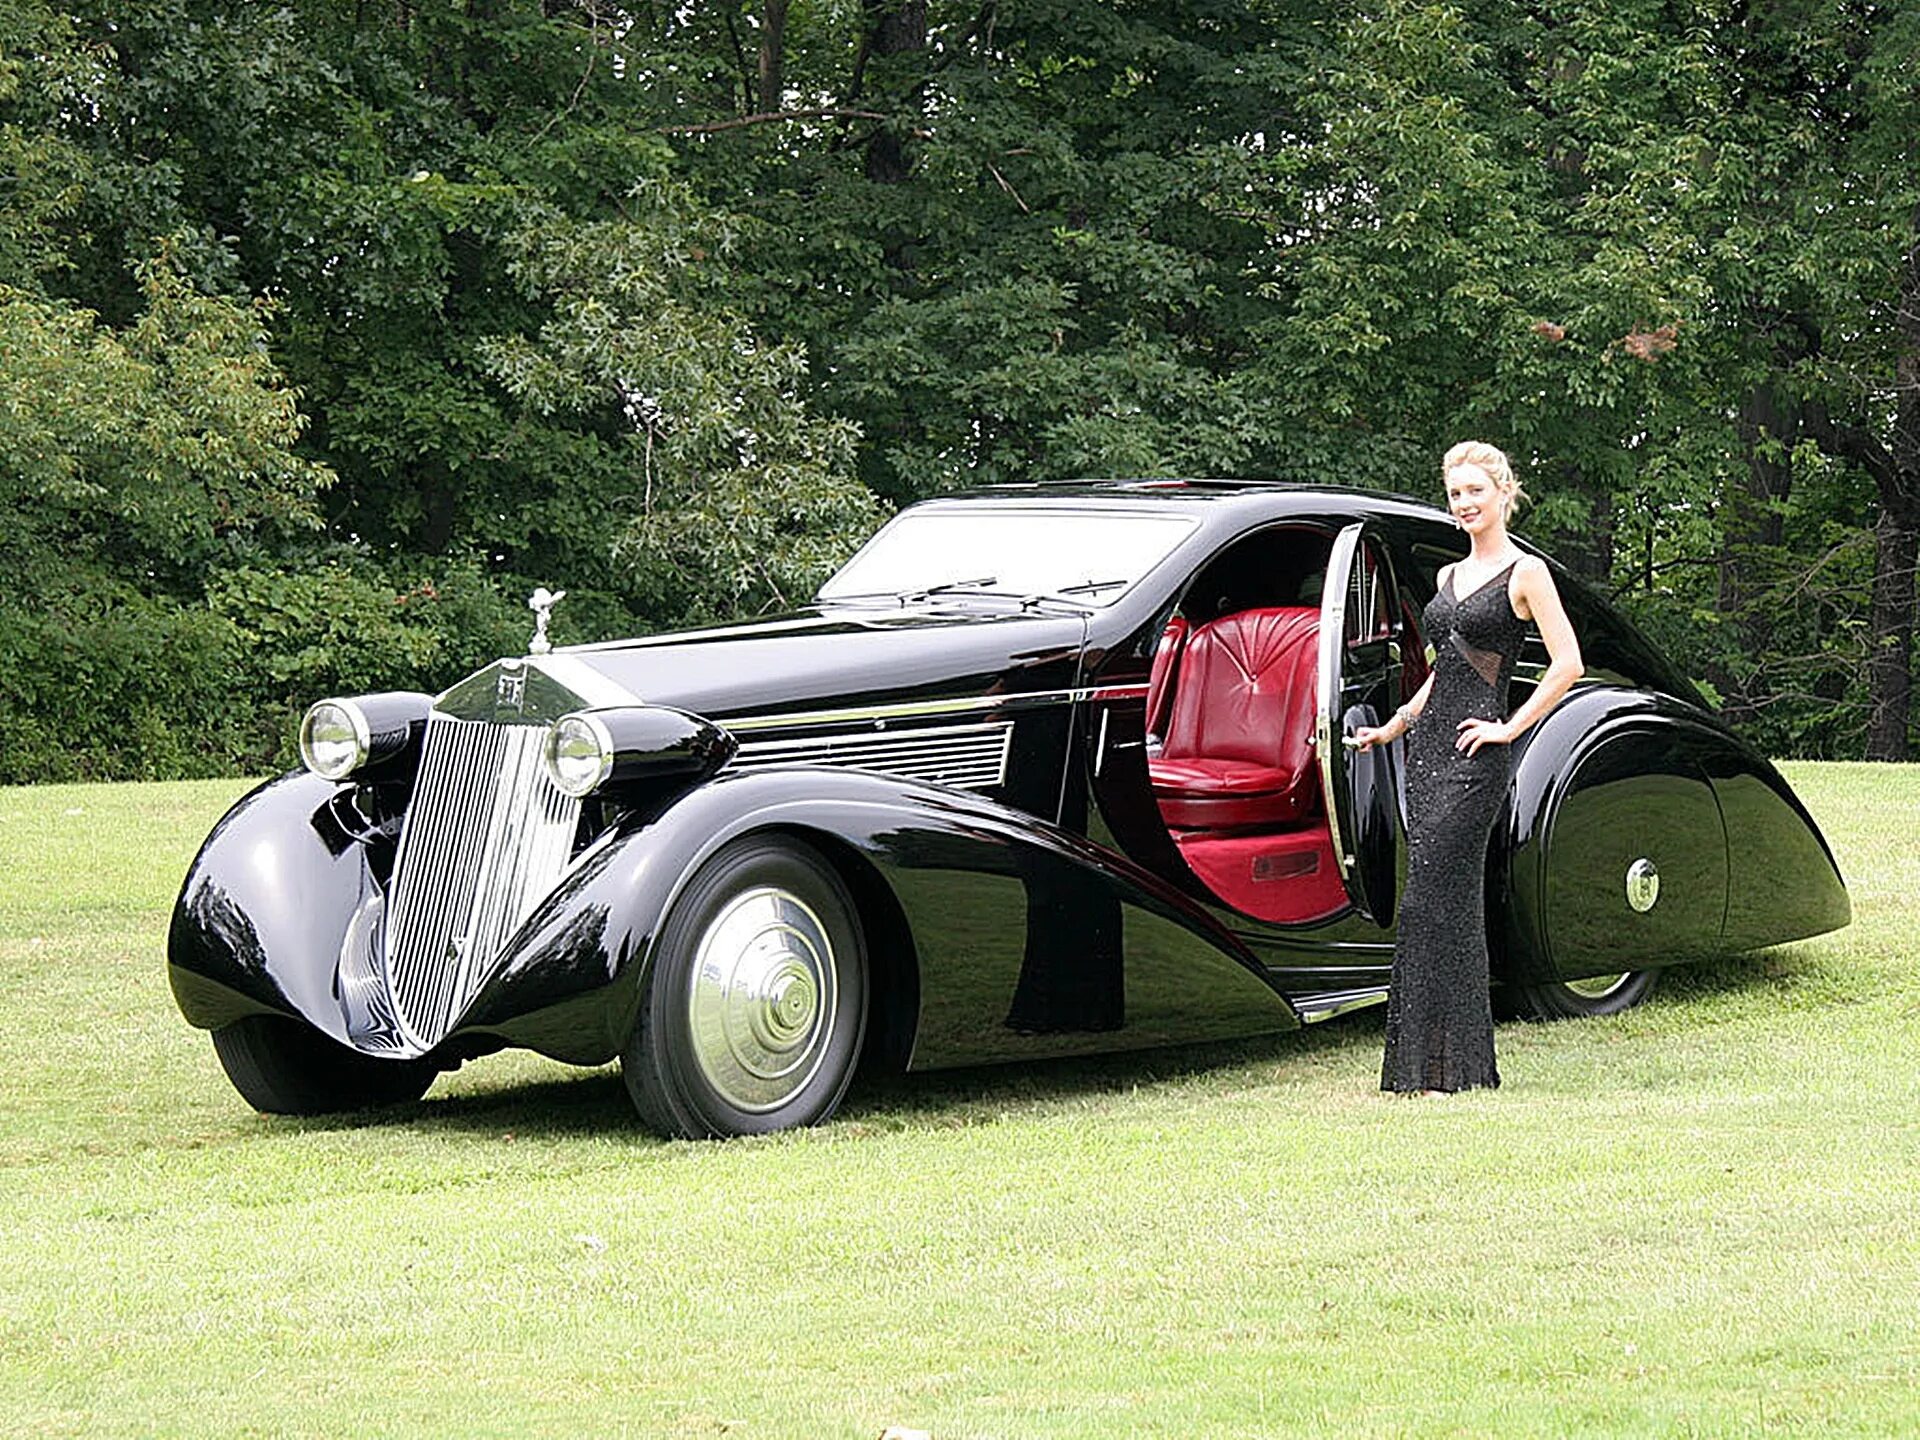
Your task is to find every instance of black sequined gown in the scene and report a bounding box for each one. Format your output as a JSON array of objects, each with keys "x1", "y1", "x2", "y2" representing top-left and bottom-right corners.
[{"x1": 1381, "y1": 558, "x2": 1527, "y2": 1094}]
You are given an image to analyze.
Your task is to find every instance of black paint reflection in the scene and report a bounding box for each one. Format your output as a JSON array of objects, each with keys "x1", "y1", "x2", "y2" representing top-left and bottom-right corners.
[{"x1": 1004, "y1": 859, "x2": 1125, "y2": 1034}]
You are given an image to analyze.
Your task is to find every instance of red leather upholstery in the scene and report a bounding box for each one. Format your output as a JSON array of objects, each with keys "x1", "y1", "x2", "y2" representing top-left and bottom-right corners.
[
  {"x1": 1174, "y1": 827, "x2": 1346, "y2": 924},
  {"x1": 1148, "y1": 606, "x2": 1321, "y2": 831},
  {"x1": 1145, "y1": 615, "x2": 1189, "y2": 741}
]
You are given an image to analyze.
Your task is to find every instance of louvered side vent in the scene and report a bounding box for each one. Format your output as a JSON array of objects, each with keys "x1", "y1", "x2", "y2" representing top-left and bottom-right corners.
[
  {"x1": 729, "y1": 720, "x2": 1012, "y2": 791},
  {"x1": 384, "y1": 717, "x2": 580, "y2": 1048}
]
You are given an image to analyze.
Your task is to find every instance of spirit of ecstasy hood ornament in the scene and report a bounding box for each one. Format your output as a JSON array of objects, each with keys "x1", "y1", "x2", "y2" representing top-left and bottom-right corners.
[{"x1": 527, "y1": 587, "x2": 566, "y2": 655}]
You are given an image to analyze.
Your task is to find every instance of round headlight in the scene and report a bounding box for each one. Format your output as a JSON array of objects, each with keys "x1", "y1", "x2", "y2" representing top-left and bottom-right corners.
[
  {"x1": 544, "y1": 712, "x2": 615, "y2": 798},
  {"x1": 299, "y1": 700, "x2": 371, "y2": 781}
]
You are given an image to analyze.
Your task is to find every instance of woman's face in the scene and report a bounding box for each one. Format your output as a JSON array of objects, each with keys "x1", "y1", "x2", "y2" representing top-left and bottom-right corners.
[{"x1": 1445, "y1": 463, "x2": 1506, "y2": 538}]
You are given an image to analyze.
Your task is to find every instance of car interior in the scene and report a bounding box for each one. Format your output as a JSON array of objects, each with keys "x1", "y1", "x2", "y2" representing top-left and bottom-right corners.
[{"x1": 1145, "y1": 525, "x2": 1419, "y2": 925}]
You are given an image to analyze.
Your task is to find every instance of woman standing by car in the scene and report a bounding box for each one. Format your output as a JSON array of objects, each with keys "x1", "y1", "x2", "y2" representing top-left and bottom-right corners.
[{"x1": 1352, "y1": 442, "x2": 1586, "y2": 1094}]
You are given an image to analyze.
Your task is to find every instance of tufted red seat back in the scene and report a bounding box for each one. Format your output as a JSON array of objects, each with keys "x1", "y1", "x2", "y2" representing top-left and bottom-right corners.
[
  {"x1": 1148, "y1": 606, "x2": 1321, "y2": 831},
  {"x1": 1145, "y1": 615, "x2": 1189, "y2": 741}
]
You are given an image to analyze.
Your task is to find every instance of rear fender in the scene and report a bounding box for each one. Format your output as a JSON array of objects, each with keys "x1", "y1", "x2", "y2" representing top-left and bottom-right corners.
[{"x1": 1497, "y1": 687, "x2": 1848, "y2": 985}]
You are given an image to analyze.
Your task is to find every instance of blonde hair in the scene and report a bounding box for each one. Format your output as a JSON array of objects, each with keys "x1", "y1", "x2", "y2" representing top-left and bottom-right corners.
[{"x1": 1443, "y1": 440, "x2": 1529, "y2": 519}]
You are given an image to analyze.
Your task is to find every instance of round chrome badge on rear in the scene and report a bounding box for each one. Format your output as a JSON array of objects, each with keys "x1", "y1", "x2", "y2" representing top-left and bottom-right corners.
[{"x1": 1625, "y1": 857, "x2": 1660, "y2": 913}]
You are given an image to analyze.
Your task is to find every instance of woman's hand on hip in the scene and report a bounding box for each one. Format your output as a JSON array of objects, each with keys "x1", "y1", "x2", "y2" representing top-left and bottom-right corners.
[{"x1": 1455, "y1": 718, "x2": 1514, "y2": 755}]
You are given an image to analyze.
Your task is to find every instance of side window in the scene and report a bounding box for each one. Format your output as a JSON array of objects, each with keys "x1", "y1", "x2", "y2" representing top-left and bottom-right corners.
[
  {"x1": 1345, "y1": 543, "x2": 1391, "y2": 648},
  {"x1": 1406, "y1": 543, "x2": 1458, "y2": 606},
  {"x1": 1398, "y1": 542, "x2": 1459, "y2": 698},
  {"x1": 1176, "y1": 525, "x2": 1334, "y2": 625}
]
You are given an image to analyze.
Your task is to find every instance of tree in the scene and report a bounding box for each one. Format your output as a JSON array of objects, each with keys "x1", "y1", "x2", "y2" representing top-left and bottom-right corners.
[
  {"x1": 482, "y1": 182, "x2": 882, "y2": 622},
  {"x1": 0, "y1": 250, "x2": 333, "y2": 778}
]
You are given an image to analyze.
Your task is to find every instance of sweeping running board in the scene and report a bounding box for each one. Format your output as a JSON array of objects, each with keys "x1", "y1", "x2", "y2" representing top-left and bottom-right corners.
[{"x1": 1290, "y1": 986, "x2": 1390, "y2": 1023}]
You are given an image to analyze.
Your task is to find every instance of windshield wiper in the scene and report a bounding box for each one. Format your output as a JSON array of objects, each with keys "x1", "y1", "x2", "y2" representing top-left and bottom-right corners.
[
  {"x1": 1014, "y1": 577, "x2": 1131, "y2": 610},
  {"x1": 1051, "y1": 577, "x2": 1129, "y2": 597},
  {"x1": 902, "y1": 575, "x2": 1000, "y2": 602},
  {"x1": 816, "y1": 575, "x2": 999, "y2": 606}
]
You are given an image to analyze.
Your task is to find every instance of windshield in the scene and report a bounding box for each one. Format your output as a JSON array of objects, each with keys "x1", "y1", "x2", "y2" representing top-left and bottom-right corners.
[{"x1": 817, "y1": 508, "x2": 1198, "y2": 608}]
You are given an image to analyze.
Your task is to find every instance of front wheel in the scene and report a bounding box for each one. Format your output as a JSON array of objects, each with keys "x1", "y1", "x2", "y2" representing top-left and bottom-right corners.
[
  {"x1": 623, "y1": 836, "x2": 868, "y2": 1139},
  {"x1": 1509, "y1": 969, "x2": 1660, "y2": 1021},
  {"x1": 210, "y1": 1015, "x2": 436, "y2": 1114}
]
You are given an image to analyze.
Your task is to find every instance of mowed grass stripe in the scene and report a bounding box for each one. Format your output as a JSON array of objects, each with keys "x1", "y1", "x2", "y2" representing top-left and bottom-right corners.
[{"x1": 0, "y1": 764, "x2": 1915, "y2": 1438}]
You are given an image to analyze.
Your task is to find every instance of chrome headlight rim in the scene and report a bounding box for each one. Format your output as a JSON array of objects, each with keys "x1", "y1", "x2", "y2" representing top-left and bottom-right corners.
[
  {"x1": 544, "y1": 711, "x2": 616, "y2": 798},
  {"x1": 299, "y1": 698, "x2": 373, "y2": 781}
]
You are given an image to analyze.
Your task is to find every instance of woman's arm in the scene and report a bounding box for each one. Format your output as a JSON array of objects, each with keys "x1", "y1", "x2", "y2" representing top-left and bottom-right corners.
[{"x1": 1457, "y1": 556, "x2": 1583, "y2": 756}]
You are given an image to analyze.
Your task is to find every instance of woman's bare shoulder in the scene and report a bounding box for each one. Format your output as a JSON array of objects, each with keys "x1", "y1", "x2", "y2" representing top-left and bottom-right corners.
[{"x1": 1511, "y1": 554, "x2": 1557, "y2": 596}]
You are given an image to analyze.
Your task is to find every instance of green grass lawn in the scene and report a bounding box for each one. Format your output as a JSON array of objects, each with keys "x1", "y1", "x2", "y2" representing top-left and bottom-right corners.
[{"x1": 1, "y1": 764, "x2": 1915, "y2": 1438}]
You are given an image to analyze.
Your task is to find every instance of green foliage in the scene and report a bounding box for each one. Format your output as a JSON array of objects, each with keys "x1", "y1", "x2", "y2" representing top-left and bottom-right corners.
[
  {"x1": 670, "y1": 0, "x2": 1309, "y2": 498},
  {"x1": 0, "y1": 579, "x2": 244, "y2": 783},
  {"x1": 1, "y1": 0, "x2": 1916, "y2": 776},
  {"x1": 0, "y1": 256, "x2": 328, "y2": 575},
  {"x1": 0, "y1": 247, "x2": 336, "y2": 780},
  {"x1": 483, "y1": 183, "x2": 882, "y2": 621},
  {"x1": 207, "y1": 559, "x2": 527, "y2": 771}
]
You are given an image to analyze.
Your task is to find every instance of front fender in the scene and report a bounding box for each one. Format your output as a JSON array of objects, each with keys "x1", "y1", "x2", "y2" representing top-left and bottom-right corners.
[
  {"x1": 457, "y1": 766, "x2": 1300, "y2": 1069},
  {"x1": 168, "y1": 771, "x2": 380, "y2": 1042}
]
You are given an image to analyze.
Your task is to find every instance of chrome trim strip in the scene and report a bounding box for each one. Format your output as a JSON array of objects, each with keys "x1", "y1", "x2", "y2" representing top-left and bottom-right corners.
[
  {"x1": 1244, "y1": 938, "x2": 1395, "y2": 958},
  {"x1": 723, "y1": 684, "x2": 1145, "y2": 734},
  {"x1": 1317, "y1": 523, "x2": 1363, "y2": 883},
  {"x1": 1292, "y1": 986, "x2": 1390, "y2": 1023}
]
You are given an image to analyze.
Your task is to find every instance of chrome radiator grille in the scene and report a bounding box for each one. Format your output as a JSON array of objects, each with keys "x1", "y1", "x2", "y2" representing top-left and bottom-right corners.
[
  {"x1": 384, "y1": 716, "x2": 581, "y2": 1048},
  {"x1": 730, "y1": 720, "x2": 1012, "y2": 791}
]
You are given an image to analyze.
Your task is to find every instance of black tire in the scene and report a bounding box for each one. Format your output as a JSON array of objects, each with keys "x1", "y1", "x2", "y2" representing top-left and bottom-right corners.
[
  {"x1": 1509, "y1": 969, "x2": 1660, "y2": 1021},
  {"x1": 210, "y1": 1014, "x2": 436, "y2": 1114},
  {"x1": 623, "y1": 835, "x2": 868, "y2": 1140}
]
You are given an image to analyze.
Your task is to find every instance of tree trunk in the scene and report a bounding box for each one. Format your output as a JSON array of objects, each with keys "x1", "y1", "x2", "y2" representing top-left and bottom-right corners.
[
  {"x1": 1866, "y1": 507, "x2": 1918, "y2": 759},
  {"x1": 1552, "y1": 466, "x2": 1612, "y2": 585},
  {"x1": 757, "y1": 0, "x2": 790, "y2": 115},
  {"x1": 421, "y1": 467, "x2": 456, "y2": 555},
  {"x1": 1718, "y1": 379, "x2": 1799, "y2": 727},
  {"x1": 1726, "y1": 381, "x2": 1794, "y2": 579},
  {"x1": 1863, "y1": 217, "x2": 1920, "y2": 759},
  {"x1": 859, "y1": 0, "x2": 927, "y2": 185}
]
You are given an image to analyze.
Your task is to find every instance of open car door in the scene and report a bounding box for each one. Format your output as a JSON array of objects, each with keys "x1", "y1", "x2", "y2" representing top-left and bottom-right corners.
[{"x1": 1316, "y1": 523, "x2": 1402, "y2": 925}]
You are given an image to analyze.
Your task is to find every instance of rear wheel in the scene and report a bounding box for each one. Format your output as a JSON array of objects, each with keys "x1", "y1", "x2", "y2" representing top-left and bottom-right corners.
[
  {"x1": 1509, "y1": 969, "x2": 1660, "y2": 1021},
  {"x1": 623, "y1": 836, "x2": 868, "y2": 1139},
  {"x1": 211, "y1": 1015, "x2": 436, "y2": 1114}
]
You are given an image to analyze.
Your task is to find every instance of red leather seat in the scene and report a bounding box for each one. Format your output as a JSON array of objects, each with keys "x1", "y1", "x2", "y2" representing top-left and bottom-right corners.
[
  {"x1": 1145, "y1": 615, "x2": 1189, "y2": 742},
  {"x1": 1148, "y1": 607, "x2": 1321, "y2": 831}
]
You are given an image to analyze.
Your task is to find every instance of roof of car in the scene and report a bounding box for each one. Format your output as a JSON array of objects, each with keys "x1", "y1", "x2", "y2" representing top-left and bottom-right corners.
[{"x1": 915, "y1": 478, "x2": 1441, "y2": 519}]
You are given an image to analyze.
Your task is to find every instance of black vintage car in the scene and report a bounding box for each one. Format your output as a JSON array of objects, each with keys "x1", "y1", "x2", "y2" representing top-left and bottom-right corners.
[{"x1": 170, "y1": 482, "x2": 1850, "y2": 1136}]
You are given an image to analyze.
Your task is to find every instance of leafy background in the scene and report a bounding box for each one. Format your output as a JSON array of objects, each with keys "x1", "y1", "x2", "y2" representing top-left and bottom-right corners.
[{"x1": 2, "y1": 0, "x2": 1915, "y2": 780}]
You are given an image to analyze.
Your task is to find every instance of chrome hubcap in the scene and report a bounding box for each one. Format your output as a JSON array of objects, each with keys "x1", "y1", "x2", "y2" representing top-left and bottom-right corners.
[
  {"x1": 687, "y1": 886, "x2": 837, "y2": 1113},
  {"x1": 1563, "y1": 972, "x2": 1633, "y2": 1000}
]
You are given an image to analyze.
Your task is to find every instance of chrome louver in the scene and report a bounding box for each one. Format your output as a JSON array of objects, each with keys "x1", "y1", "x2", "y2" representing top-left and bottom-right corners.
[
  {"x1": 383, "y1": 716, "x2": 581, "y2": 1049},
  {"x1": 729, "y1": 720, "x2": 1012, "y2": 791}
]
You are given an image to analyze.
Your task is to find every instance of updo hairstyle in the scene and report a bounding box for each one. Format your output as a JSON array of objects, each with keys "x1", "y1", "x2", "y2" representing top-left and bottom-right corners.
[{"x1": 1442, "y1": 440, "x2": 1529, "y2": 519}]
